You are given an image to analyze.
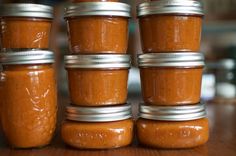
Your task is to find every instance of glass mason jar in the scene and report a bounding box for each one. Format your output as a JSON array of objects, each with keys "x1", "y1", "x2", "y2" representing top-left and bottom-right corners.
[
  {"x1": 64, "y1": 2, "x2": 131, "y2": 54},
  {"x1": 138, "y1": 53, "x2": 205, "y2": 105},
  {"x1": 0, "y1": 3, "x2": 53, "y2": 51},
  {"x1": 64, "y1": 54, "x2": 130, "y2": 106},
  {"x1": 137, "y1": 0, "x2": 204, "y2": 53},
  {"x1": 61, "y1": 104, "x2": 134, "y2": 149},
  {"x1": 137, "y1": 103, "x2": 209, "y2": 148},
  {"x1": 0, "y1": 51, "x2": 57, "y2": 148}
]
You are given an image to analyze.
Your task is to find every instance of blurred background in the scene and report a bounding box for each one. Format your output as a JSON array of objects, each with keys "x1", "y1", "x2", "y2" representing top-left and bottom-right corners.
[{"x1": 0, "y1": 0, "x2": 236, "y2": 103}]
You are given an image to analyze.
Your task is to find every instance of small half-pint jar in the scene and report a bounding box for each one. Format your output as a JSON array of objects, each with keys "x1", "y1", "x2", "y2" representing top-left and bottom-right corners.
[
  {"x1": 138, "y1": 53, "x2": 204, "y2": 105},
  {"x1": 0, "y1": 3, "x2": 53, "y2": 51},
  {"x1": 137, "y1": 103, "x2": 209, "y2": 149},
  {"x1": 61, "y1": 104, "x2": 134, "y2": 149},
  {"x1": 65, "y1": 54, "x2": 131, "y2": 106},
  {"x1": 64, "y1": 2, "x2": 131, "y2": 54},
  {"x1": 137, "y1": 0, "x2": 204, "y2": 53},
  {"x1": 0, "y1": 51, "x2": 57, "y2": 148}
]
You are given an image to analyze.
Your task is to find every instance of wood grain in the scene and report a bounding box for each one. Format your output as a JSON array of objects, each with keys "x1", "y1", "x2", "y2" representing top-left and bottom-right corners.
[{"x1": 0, "y1": 94, "x2": 236, "y2": 156}]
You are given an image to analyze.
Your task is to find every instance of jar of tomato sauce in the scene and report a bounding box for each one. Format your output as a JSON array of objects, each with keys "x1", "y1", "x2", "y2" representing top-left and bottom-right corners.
[
  {"x1": 64, "y1": 2, "x2": 131, "y2": 54},
  {"x1": 61, "y1": 104, "x2": 134, "y2": 149},
  {"x1": 137, "y1": 0, "x2": 204, "y2": 53},
  {"x1": 64, "y1": 54, "x2": 130, "y2": 106},
  {"x1": 0, "y1": 3, "x2": 53, "y2": 51},
  {"x1": 0, "y1": 51, "x2": 57, "y2": 148},
  {"x1": 138, "y1": 53, "x2": 204, "y2": 105},
  {"x1": 137, "y1": 103, "x2": 209, "y2": 148}
]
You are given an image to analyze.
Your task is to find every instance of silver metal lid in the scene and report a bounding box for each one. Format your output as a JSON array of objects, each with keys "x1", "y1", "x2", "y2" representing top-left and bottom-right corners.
[
  {"x1": 0, "y1": 51, "x2": 54, "y2": 65},
  {"x1": 64, "y1": 2, "x2": 131, "y2": 18},
  {"x1": 0, "y1": 3, "x2": 53, "y2": 19},
  {"x1": 137, "y1": 0, "x2": 204, "y2": 17},
  {"x1": 139, "y1": 103, "x2": 207, "y2": 121},
  {"x1": 65, "y1": 54, "x2": 131, "y2": 69},
  {"x1": 66, "y1": 104, "x2": 132, "y2": 122},
  {"x1": 138, "y1": 53, "x2": 205, "y2": 67}
]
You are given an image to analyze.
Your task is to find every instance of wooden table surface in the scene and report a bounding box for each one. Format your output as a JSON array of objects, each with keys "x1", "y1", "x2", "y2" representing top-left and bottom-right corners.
[{"x1": 0, "y1": 94, "x2": 236, "y2": 156}]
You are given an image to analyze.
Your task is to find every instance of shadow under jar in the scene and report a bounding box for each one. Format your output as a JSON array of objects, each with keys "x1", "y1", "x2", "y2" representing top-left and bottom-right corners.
[
  {"x1": 138, "y1": 53, "x2": 205, "y2": 105},
  {"x1": 64, "y1": 54, "x2": 131, "y2": 106},
  {"x1": 61, "y1": 104, "x2": 133, "y2": 149},
  {"x1": 137, "y1": 0, "x2": 204, "y2": 53},
  {"x1": 137, "y1": 103, "x2": 209, "y2": 149},
  {"x1": 0, "y1": 4, "x2": 53, "y2": 51},
  {"x1": 64, "y1": 2, "x2": 131, "y2": 54},
  {"x1": 0, "y1": 51, "x2": 57, "y2": 148}
]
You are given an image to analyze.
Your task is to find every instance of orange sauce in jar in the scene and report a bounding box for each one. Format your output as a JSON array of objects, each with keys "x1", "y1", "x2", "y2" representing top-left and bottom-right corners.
[
  {"x1": 137, "y1": 104, "x2": 209, "y2": 149},
  {"x1": 137, "y1": 0, "x2": 204, "y2": 53},
  {"x1": 62, "y1": 119, "x2": 133, "y2": 149},
  {"x1": 65, "y1": 54, "x2": 130, "y2": 106},
  {"x1": 140, "y1": 67, "x2": 203, "y2": 105},
  {"x1": 138, "y1": 53, "x2": 204, "y2": 105},
  {"x1": 65, "y1": 2, "x2": 130, "y2": 54},
  {"x1": 67, "y1": 16, "x2": 128, "y2": 54},
  {"x1": 0, "y1": 4, "x2": 53, "y2": 50},
  {"x1": 139, "y1": 15, "x2": 202, "y2": 52},
  {"x1": 67, "y1": 69, "x2": 128, "y2": 106},
  {"x1": 0, "y1": 17, "x2": 52, "y2": 50},
  {"x1": 137, "y1": 118, "x2": 209, "y2": 148},
  {"x1": 61, "y1": 105, "x2": 133, "y2": 149},
  {"x1": 0, "y1": 51, "x2": 57, "y2": 148}
]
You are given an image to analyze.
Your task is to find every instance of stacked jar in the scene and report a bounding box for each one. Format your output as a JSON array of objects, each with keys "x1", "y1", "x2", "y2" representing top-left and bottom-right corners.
[
  {"x1": 0, "y1": 4, "x2": 57, "y2": 148},
  {"x1": 136, "y1": 0, "x2": 209, "y2": 148},
  {"x1": 62, "y1": 1, "x2": 134, "y2": 149}
]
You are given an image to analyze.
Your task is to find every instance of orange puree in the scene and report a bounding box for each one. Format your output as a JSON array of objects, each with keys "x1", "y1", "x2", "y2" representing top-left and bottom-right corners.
[
  {"x1": 67, "y1": 69, "x2": 128, "y2": 106},
  {"x1": 61, "y1": 119, "x2": 133, "y2": 149},
  {"x1": 140, "y1": 67, "x2": 203, "y2": 105},
  {"x1": 137, "y1": 0, "x2": 204, "y2": 53},
  {"x1": 0, "y1": 17, "x2": 51, "y2": 50},
  {"x1": 137, "y1": 118, "x2": 209, "y2": 148},
  {"x1": 66, "y1": 16, "x2": 128, "y2": 54},
  {"x1": 139, "y1": 15, "x2": 202, "y2": 53},
  {"x1": 1, "y1": 64, "x2": 57, "y2": 148}
]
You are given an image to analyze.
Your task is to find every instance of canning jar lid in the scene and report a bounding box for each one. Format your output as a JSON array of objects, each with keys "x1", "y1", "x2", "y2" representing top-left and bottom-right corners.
[
  {"x1": 0, "y1": 3, "x2": 53, "y2": 19},
  {"x1": 64, "y1": 2, "x2": 131, "y2": 18},
  {"x1": 137, "y1": 0, "x2": 204, "y2": 17},
  {"x1": 66, "y1": 104, "x2": 132, "y2": 122},
  {"x1": 139, "y1": 103, "x2": 206, "y2": 121},
  {"x1": 65, "y1": 54, "x2": 131, "y2": 69},
  {"x1": 138, "y1": 53, "x2": 205, "y2": 67},
  {"x1": 0, "y1": 51, "x2": 54, "y2": 65}
]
